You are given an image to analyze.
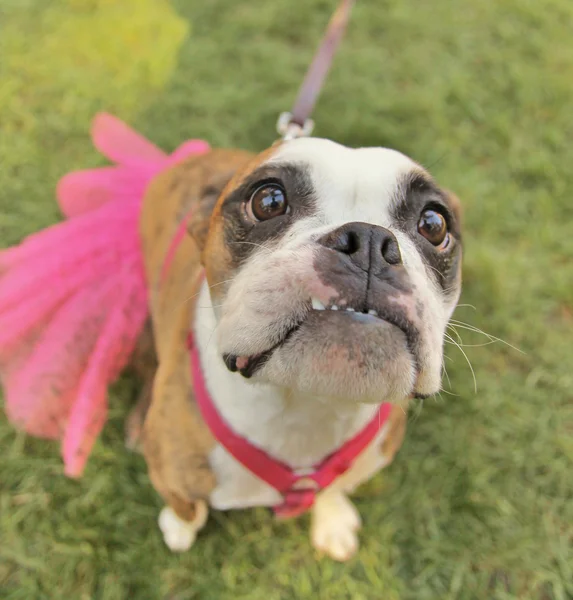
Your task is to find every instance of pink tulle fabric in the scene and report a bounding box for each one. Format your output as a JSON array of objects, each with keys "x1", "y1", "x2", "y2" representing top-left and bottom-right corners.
[{"x1": 0, "y1": 113, "x2": 210, "y2": 477}]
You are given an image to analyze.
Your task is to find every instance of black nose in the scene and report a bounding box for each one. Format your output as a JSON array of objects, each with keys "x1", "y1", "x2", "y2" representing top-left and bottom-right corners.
[{"x1": 318, "y1": 222, "x2": 402, "y2": 272}]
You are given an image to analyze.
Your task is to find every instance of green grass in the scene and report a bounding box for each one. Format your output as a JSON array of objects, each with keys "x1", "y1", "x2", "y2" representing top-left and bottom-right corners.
[{"x1": 1, "y1": 0, "x2": 572, "y2": 598}]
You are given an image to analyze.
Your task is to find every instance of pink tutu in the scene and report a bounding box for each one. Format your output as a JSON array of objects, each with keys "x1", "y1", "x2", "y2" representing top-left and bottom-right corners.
[{"x1": 0, "y1": 113, "x2": 209, "y2": 477}]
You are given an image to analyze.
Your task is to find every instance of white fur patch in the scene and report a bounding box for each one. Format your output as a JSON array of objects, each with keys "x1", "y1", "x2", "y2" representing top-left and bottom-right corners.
[
  {"x1": 269, "y1": 137, "x2": 419, "y2": 227},
  {"x1": 158, "y1": 503, "x2": 208, "y2": 552},
  {"x1": 311, "y1": 491, "x2": 361, "y2": 561}
]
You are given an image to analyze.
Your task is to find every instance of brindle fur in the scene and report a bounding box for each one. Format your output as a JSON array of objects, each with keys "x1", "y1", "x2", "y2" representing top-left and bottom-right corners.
[{"x1": 138, "y1": 149, "x2": 253, "y2": 520}]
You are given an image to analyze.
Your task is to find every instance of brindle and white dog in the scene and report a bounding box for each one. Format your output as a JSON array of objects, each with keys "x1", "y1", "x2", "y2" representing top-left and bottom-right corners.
[{"x1": 135, "y1": 137, "x2": 462, "y2": 561}]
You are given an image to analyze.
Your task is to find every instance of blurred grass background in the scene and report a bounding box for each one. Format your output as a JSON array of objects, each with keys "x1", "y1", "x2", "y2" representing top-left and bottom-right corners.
[{"x1": 1, "y1": 0, "x2": 572, "y2": 598}]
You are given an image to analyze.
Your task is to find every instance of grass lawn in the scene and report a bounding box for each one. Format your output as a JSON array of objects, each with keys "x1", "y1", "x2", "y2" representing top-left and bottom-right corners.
[{"x1": 1, "y1": 0, "x2": 572, "y2": 598}]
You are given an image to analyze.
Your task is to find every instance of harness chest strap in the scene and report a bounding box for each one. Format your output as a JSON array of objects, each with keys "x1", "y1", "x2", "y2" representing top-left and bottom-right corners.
[{"x1": 187, "y1": 333, "x2": 392, "y2": 518}]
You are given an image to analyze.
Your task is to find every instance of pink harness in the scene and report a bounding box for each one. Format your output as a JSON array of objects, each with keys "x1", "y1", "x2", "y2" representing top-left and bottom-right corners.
[{"x1": 164, "y1": 217, "x2": 392, "y2": 518}]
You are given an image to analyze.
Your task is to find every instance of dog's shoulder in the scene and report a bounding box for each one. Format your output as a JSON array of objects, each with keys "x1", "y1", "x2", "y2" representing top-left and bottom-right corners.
[{"x1": 140, "y1": 148, "x2": 253, "y2": 513}]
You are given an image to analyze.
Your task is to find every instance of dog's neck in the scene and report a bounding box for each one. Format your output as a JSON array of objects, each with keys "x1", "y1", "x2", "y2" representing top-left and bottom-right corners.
[{"x1": 194, "y1": 280, "x2": 380, "y2": 468}]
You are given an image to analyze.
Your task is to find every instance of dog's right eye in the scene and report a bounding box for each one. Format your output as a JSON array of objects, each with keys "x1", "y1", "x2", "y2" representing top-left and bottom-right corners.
[
  {"x1": 417, "y1": 208, "x2": 449, "y2": 248},
  {"x1": 247, "y1": 184, "x2": 288, "y2": 221}
]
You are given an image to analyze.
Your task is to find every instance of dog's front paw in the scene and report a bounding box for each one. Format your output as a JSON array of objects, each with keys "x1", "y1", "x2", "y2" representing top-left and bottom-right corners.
[
  {"x1": 158, "y1": 502, "x2": 208, "y2": 552},
  {"x1": 311, "y1": 492, "x2": 361, "y2": 561}
]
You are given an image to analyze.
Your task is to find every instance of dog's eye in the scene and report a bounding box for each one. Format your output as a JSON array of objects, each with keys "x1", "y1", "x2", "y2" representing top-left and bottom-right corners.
[
  {"x1": 247, "y1": 184, "x2": 288, "y2": 221},
  {"x1": 417, "y1": 209, "x2": 449, "y2": 247}
]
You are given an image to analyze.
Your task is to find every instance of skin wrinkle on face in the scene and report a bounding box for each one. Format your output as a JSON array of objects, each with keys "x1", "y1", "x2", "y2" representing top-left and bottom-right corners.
[{"x1": 205, "y1": 137, "x2": 462, "y2": 402}]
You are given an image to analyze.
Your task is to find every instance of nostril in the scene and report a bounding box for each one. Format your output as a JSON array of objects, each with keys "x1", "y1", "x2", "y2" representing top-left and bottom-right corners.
[
  {"x1": 381, "y1": 237, "x2": 402, "y2": 265},
  {"x1": 345, "y1": 231, "x2": 360, "y2": 255},
  {"x1": 331, "y1": 230, "x2": 361, "y2": 254}
]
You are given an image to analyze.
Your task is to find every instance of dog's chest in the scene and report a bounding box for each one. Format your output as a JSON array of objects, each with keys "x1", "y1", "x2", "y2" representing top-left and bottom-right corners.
[
  {"x1": 200, "y1": 372, "x2": 389, "y2": 510},
  {"x1": 194, "y1": 282, "x2": 396, "y2": 510},
  {"x1": 207, "y1": 423, "x2": 394, "y2": 511}
]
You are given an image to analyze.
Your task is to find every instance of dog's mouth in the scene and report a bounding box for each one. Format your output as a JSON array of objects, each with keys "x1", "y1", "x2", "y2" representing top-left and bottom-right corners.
[
  {"x1": 223, "y1": 322, "x2": 302, "y2": 378},
  {"x1": 222, "y1": 296, "x2": 419, "y2": 379}
]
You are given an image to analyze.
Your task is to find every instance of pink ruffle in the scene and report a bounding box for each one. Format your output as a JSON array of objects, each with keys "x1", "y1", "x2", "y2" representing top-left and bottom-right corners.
[{"x1": 0, "y1": 113, "x2": 209, "y2": 476}]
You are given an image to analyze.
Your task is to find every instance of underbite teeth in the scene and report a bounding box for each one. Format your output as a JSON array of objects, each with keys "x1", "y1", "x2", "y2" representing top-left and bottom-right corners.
[
  {"x1": 311, "y1": 297, "x2": 325, "y2": 311},
  {"x1": 311, "y1": 300, "x2": 375, "y2": 314}
]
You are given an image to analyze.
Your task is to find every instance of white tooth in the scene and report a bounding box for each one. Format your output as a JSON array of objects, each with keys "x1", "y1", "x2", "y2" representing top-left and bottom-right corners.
[
  {"x1": 346, "y1": 307, "x2": 355, "y2": 312},
  {"x1": 312, "y1": 297, "x2": 325, "y2": 311},
  {"x1": 331, "y1": 305, "x2": 338, "y2": 310},
  {"x1": 368, "y1": 309, "x2": 378, "y2": 316}
]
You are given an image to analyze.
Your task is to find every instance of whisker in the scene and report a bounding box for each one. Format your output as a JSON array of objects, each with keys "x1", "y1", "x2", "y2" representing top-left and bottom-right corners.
[
  {"x1": 438, "y1": 387, "x2": 461, "y2": 397},
  {"x1": 446, "y1": 324, "x2": 502, "y2": 348},
  {"x1": 448, "y1": 339, "x2": 500, "y2": 348},
  {"x1": 195, "y1": 303, "x2": 225, "y2": 309},
  {"x1": 182, "y1": 277, "x2": 237, "y2": 306},
  {"x1": 410, "y1": 399, "x2": 424, "y2": 422},
  {"x1": 230, "y1": 240, "x2": 273, "y2": 253},
  {"x1": 449, "y1": 321, "x2": 524, "y2": 354},
  {"x1": 455, "y1": 304, "x2": 477, "y2": 311},
  {"x1": 442, "y1": 362, "x2": 453, "y2": 390},
  {"x1": 204, "y1": 320, "x2": 220, "y2": 355},
  {"x1": 207, "y1": 278, "x2": 236, "y2": 289},
  {"x1": 425, "y1": 263, "x2": 445, "y2": 279},
  {"x1": 443, "y1": 332, "x2": 478, "y2": 393},
  {"x1": 424, "y1": 151, "x2": 450, "y2": 171},
  {"x1": 449, "y1": 319, "x2": 494, "y2": 336},
  {"x1": 446, "y1": 324, "x2": 463, "y2": 345},
  {"x1": 449, "y1": 318, "x2": 498, "y2": 336}
]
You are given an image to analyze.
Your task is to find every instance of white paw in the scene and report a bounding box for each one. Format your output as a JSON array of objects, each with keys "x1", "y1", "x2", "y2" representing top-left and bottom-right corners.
[
  {"x1": 311, "y1": 493, "x2": 361, "y2": 561},
  {"x1": 158, "y1": 503, "x2": 208, "y2": 552}
]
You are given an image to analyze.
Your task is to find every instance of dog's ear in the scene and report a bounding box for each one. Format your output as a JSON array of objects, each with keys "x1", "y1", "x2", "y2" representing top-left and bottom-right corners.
[
  {"x1": 187, "y1": 169, "x2": 237, "y2": 251},
  {"x1": 139, "y1": 149, "x2": 253, "y2": 296}
]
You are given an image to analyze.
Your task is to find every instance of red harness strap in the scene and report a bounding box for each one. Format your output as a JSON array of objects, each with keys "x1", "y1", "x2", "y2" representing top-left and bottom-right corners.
[{"x1": 187, "y1": 334, "x2": 392, "y2": 518}]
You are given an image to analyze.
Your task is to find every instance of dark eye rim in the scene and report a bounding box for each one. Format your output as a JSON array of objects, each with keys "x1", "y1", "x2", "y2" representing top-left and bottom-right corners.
[
  {"x1": 244, "y1": 180, "x2": 289, "y2": 222},
  {"x1": 417, "y1": 204, "x2": 452, "y2": 249},
  {"x1": 245, "y1": 178, "x2": 285, "y2": 197}
]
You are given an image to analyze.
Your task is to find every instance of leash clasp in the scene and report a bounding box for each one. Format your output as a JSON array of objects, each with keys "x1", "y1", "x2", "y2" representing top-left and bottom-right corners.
[
  {"x1": 276, "y1": 111, "x2": 315, "y2": 141},
  {"x1": 275, "y1": 0, "x2": 354, "y2": 142}
]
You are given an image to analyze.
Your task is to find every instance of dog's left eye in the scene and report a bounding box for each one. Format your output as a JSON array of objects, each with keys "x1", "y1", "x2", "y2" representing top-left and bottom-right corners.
[
  {"x1": 417, "y1": 209, "x2": 449, "y2": 247},
  {"x1": 247, "y1": 184, "x2": 288, "y2": 221}
]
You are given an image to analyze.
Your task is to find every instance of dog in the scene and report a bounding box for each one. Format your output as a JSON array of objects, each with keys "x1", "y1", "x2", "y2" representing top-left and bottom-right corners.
[{"x1": 133, "y1": 137, "x2": 462, "y2": 561}]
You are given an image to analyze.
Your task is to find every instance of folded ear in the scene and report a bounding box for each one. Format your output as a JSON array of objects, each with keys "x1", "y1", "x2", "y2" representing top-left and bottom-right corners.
[
  {"x1": 187, "y1": 169, "x2": 239, "y2": 251},
  {"x1": 139, "y1": 149, "x2": 253, "y2": 281}
]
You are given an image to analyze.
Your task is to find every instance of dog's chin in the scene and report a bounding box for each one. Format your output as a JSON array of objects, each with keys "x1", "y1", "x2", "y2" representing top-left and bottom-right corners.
[{"x1": 229, "y1": 311, "x2": 418, "y2": 404}]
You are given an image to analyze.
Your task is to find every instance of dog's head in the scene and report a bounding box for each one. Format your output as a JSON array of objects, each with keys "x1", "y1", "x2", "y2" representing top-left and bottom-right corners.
[{"x1": 199, "y1": 138, "x2": 462, "y2": 403}]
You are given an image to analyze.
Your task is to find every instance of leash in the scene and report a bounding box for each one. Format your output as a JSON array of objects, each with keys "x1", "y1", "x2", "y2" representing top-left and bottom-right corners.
[{"x1": 276, "y1": 0, "x2": 356, "y2": 140}]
